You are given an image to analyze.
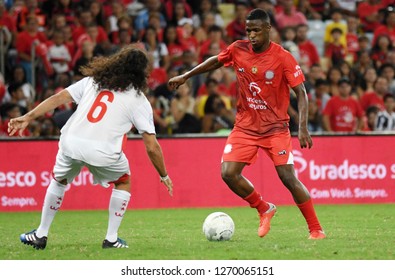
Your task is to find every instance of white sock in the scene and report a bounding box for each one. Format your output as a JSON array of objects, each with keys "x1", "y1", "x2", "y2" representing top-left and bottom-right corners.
[
  {"x1": 36, "y1": 179, "x2": 66, "y2": 237},
  {"x1": 105, "y1": 189, "x2": 131, "y2": 242}
]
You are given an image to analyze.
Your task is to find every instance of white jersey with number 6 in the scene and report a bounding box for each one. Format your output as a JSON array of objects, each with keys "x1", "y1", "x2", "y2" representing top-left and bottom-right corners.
[{"x1": 59, "y1": 77, "x2": 155, "y2": 167}]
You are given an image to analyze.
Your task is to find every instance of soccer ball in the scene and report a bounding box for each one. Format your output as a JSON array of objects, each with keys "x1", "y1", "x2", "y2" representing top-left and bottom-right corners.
[{"x1": 202, "y1": 212, "x2": 235, "y2": 241}]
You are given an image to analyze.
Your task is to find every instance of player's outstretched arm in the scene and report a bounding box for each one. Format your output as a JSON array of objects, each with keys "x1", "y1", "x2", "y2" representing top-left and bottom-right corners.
[
  {"x1": 8, "y1": 89, "x2": 73, "y2": 136},
  {"x1": 168, "y1": 56, "x2": 223, "y2": 90},
  {"x1": 142, "y1": 132, "x2": 173, "y2": 196},
  {"x1": 292, "y1": 83, "x2": 313, "y2": 149}
]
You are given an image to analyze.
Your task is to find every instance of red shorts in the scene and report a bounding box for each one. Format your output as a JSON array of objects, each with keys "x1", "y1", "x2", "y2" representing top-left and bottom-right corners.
[{"x1": 221, "y1": 129, "x2": 294, "y2": 166}]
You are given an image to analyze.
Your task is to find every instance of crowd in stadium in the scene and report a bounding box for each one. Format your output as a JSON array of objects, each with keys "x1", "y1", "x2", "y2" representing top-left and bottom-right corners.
[{"x1": 0, "y1": 0, "x2": 395, "y2": 137}]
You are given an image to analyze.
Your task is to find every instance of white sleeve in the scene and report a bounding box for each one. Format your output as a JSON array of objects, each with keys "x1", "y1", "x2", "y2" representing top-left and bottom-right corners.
[
  {"x1": 65, "y1": 77, "x2": 89, "y2": 104},
  {"x1": 131, "y1": 99, "x2": 156, "y2": 134}
]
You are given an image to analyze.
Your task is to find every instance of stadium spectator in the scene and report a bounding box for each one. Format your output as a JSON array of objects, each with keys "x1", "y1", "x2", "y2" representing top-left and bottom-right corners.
[
  {"x1": 175, "y1": 18, "x2": 198, "y2": 54},
  {"x1": 146, "y1": 52, "x2": 168, "y2": 91},
  {"x1": 195, "y1": 77, "x2": 233, "y2": 118},
  {"x1": 322, "y1": 77, "x2": 364, "y2": 133},
  {"x1": 295, "y1": 24, "x2": 320, "y2": 70},
  {"x1": 170, "y1": 82, "x2": 201, "y2": 133},
  {"x1": 326, "y1": 66, "x2": 343, "y2": 96},
  {"x1": 168, "y1": 8, "x2": 326, "y2": 240},
  {"x1": 280, "y1": 26, "x2": 300, "y2": 62},
  {"x1": 378, "y1": 63, "x2": 395, "y2": 94},
  {"x1": 308, "y1": 78, "x2": 331, "y2": 114},
  {"x1": 46, "y1": 13, "x2": 67, "y2": 40},
  {"x1": 51, "y1": 0, "x2": 77, "y2": 27},
  {"x1": 324, "y1": 27, "x2": 347, "y2": 68},
  {"x1": 0, "y1": 0, "x2": 17, "y2": 43},
  {"x1": 1, "y1": 102, "x2": 31, "y2": 136},
  {"x1": 134, "y1": 0, "x2": 166, "y2": 35},
  {"x1": 357, "y1": 0, "x2": 385, "y2": 33},
  {"x1": 142, "y1": 25, "x2": 170, "y2": 70},
  {"x1": 166, "y1": 0, "x2": 191, "y2": 27},
  {"x1": 3, "y1": 64, "x2": 35, "y2": 107},
  {"x1": 364, "y1": 105, "x2": 380, "y2": 131},
  {"x1": 356, "y1": 66, "x2": 377, "y2": 99},
  {"x1": 225, "y1": 0, "x2": 249, "y2": 44},
  {"x1": 164, "y1": 0, "x2": 192, "y2": 24},
  {"x1": 191, "y1": 0, "x2": 224, "y2": 29},
  {"x1": 111, "y1": 15, "x2": 136, "y2": 45},
  {"x1": 328, "y1": 0, "x2": 358, "y2": 16},
  {"x1": 201, "y1": 92, "x2": 234, "y2": 133},
  {"x1": 72, "y1": 9, "x2": 109, "y2": 45},
  {"x1": 47, "y1": 30, "x2": 72, "y2": 76},
  {"x1": 16, "y1": 0, "x2": 46, "y2": 32},
  {"x1": 163, "y1": 24, "x2": 186, "y2": 68},
  {"x1": 61, "y1": 23, "x2": 76, "y2": 59},
  {"x1": 346, "y1": 15, "x2": 361, "y2": 63},
  {"x1": 38, "y1": 116, "x2": 60, "y2": 137},
  {"x1": 72, "y1": 39, "x2": 94, "y2": 82},
  {"x1": 194, "y1": 11, "x2": 217, "y2": 45},
  {"x1": 89, "y1": 0, "x2": 105, "y2": 27},
  {"x1": 275, "y1": 0, "x2": 307, "y2": 31},
  {"x1": 5, "y1": 82, "x2": 28, "y2": 112},
  {"x1": 105, "y1": 1, "x2": 128, "y2": 42},
  {"x1": 360, "y1": 76, "x2": 389, "y2": 111},
  {"x1": 9, "y1": 45, "x2": 173, "y2": 250},
  {"x1": 304, "y1": 63, "x2": 326, "y2": 94},
  {"x1": 199, "y1": 25, "x2": 227, "y2": 63},
  {"x1": 371, "y1": 34, "x2": 393, "y2": 69},
  {"x1": 374, "y1": 93, "x2": 395, "y2": 131},
  {"x1": 298, "y1": 0, "x2": 325, "y2": 20},
  {"x1": 15, "y1": 15, "x2": 48, "y2": 84},
  {"x1": 324, "y1": 8, "x2": 347, "y2": 53},
  {"x1": 373, "y1": 6, "x2": 395, "y2": 47}
]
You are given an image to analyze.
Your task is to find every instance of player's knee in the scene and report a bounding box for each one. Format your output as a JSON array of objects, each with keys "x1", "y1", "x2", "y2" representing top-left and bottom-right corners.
[{"x1": 221, "y1": 168, "x2": 236, "y2": 184}]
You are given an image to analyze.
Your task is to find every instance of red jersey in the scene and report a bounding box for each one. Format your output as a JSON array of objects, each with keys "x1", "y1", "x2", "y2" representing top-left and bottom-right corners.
[
  {"x1": 360, "y1": 92, "x2": 385, "y2": 111},
  {"x1": 323, "y1": 96, "x2": 364, "y2": 132},
  {"x1": 16, "y1": 31, "x2": 47, "y2": 56},
  {"x1": 298, "y1": 40, "x2": 320, "y2": 67},
  {"x1": 217, "y1": 41, "x2": 305, "y2": 136}
]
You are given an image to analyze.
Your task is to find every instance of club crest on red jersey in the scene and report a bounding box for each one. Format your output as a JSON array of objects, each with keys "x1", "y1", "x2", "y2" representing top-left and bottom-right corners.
[
  {"x1": 265, "y1": 70, "x2": 274, "y2": 84},
  {"x1": 251, "y1": 66, "x2": 258, "y2": 74}
]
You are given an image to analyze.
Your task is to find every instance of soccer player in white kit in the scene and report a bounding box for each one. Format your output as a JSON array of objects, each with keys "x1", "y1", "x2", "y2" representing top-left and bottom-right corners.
[{"x1": 8, "y1": 45, "x2": 173, "y2": 249}]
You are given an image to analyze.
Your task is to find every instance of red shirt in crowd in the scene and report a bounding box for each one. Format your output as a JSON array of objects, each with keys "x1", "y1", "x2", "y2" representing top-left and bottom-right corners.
[
  {"x1": 16, "y1": 30, "x2": 47, "y2": 57},
  {"x1": 373, "y1": 25, "x2": 395, "y2": 46},
  {"x1": 357, "y1": 1, "x2": 385, "y2": 32},
  {"x1": 217, "y1": 41, "x2": 304, "y2": 136},
  {"x1": 323, "y1": 96, "x2": 364, "y2": 132},
  {"x1": 346, "y1": 33, "x2": 359, "y2": 62},
  {"x1": 0, "y1": 10, "x2": 16, "y2": 33},
  {"x1": 360, "y1": 92, "x2": 385, "y2": 111},
  {"x1": 72, "y1": 25, "x2": 109, "y2": 44},
  {"x1": 298, "y1": 40, "x2": 320, "y2": 67}
]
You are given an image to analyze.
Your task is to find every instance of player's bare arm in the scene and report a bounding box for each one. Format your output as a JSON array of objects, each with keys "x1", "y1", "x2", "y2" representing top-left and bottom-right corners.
[
  {"x1": 142, "y1": 132, "x2": 173, "y2": 196},
  {"x1": 168, "y1": 56, "x2": 224, "y2": 90},
  {"x1": 8, "y1": 89, "x2": 73, "y2": 136},
  {"x1": 292, "y1": 83, "x2": 313, "y2": 149}
]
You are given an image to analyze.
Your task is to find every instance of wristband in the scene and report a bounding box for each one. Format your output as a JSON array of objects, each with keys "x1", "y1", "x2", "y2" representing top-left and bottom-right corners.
[{"x1": 160, "y1": 175, "x2": 169, "y2": 181}]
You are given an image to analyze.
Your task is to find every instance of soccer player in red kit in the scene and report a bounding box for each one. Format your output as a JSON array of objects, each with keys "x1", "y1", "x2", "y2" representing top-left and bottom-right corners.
[{"x1": 169, "y1": 8, "x2": 325, "y2": 239}]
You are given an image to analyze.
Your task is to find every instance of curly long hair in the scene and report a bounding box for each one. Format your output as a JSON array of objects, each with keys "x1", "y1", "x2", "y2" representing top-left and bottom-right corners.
[{"x1": 80, "y1": 44, "x2": 149, "y2": 94}]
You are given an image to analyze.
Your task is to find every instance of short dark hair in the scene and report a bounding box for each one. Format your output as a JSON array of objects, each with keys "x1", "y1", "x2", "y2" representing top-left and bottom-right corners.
[
  {"x1": 331, "y1": 27, "x2": 343, "y2": 35},
  {"x1": 246, "y1": 8, "x2": 270, "y2": 24},
  {"x1": 383, "y1": 93, "x2": 395, "y2": 102}
]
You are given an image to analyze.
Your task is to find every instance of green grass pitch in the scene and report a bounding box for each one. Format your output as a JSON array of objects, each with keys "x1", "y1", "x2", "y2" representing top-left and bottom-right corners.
[{"x1": 0, "y1": 204, "x2": 394, "y2": 260}]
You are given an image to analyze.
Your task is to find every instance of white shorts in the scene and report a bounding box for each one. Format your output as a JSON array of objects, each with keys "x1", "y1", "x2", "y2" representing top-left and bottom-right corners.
[{"x1": 53, "y1": 150, "x2": 130, "y2": 188}]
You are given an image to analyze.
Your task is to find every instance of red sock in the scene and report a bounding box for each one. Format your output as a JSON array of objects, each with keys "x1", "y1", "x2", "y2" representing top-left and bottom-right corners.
[
  {"x1": 297, "y1": 199, "x2": 322, "y2": 232},
  {"x1": 243, "y1": 190, "x2": 269, "y2": 214}
]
